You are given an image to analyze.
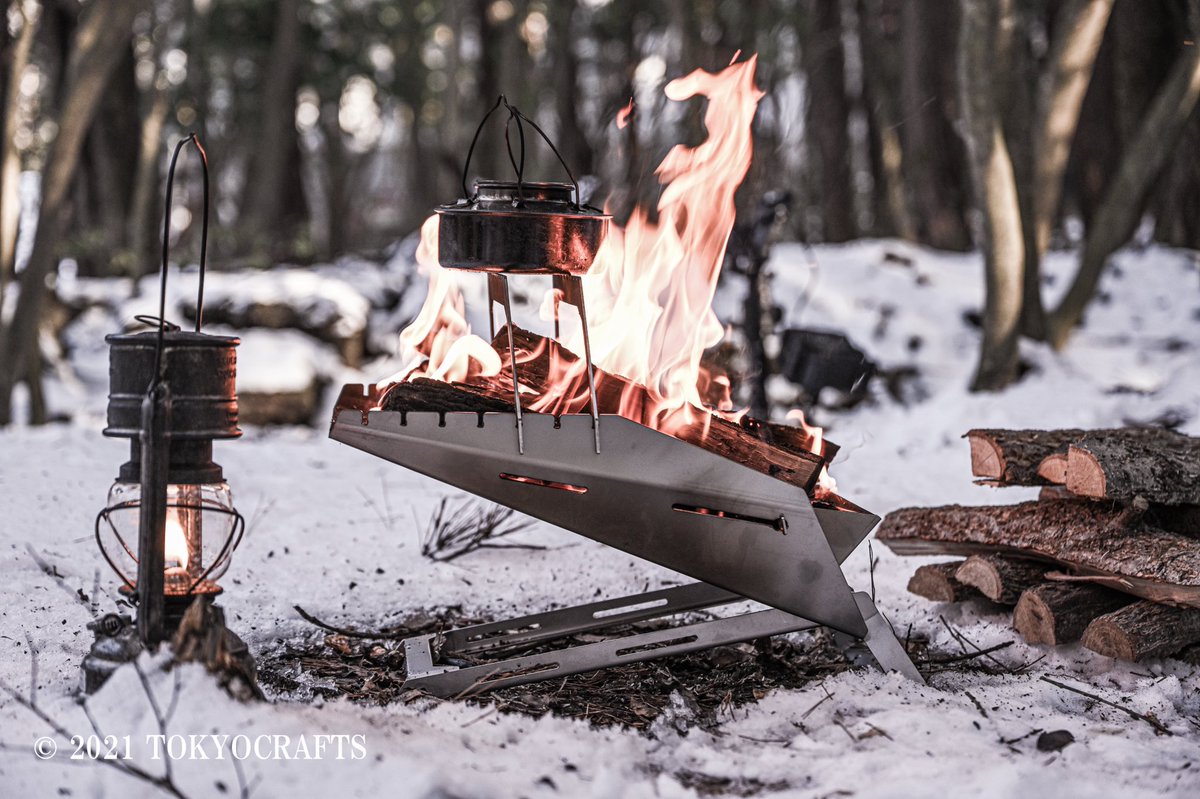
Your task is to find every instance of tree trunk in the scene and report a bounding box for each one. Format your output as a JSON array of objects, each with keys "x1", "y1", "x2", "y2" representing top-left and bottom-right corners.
[
  {"x1": 0, "y1": 0, "x2": 143, "y2": 425},
  {"x1": 239, "y1": 0, "x2": 303, "y2": 260},
  {"x1": 1021, "y1": 0, "x2": 1114, "y2": 340},
  {"x1": 877, "y1": 500, "x2": 1200, "y2": 607},
  {"x1": 857, "y1": 0, "x2": 916, "y2": 241},
  {"x1": 549, "y1": 1, "x2": 594, "y2": 177},
  {"x1": 802, "y1": 0, "x2": 854, "y2": 243},
  {"x1": 1046, "y1": 1, "x2": 1200, "y2": 349},
  {"x1": 0, "y1": 0, "x2": 38, "y2": 309},
  {"x1": 958, "y1": 0, "x2": 1025, "y2": 391},
  {"x1": 898, "y1": 0, "x2": 970, "y2": 250}
]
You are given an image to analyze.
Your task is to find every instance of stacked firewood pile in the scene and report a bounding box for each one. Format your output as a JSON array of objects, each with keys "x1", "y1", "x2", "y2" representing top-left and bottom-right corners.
[{"x1": 877, "y1": 428, "x2": 1200, "y2": 662}]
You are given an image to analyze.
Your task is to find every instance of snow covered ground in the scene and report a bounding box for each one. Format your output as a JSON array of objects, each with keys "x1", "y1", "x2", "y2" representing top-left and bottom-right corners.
[{"x1": 1, "y1": 240, "x2": 1198, "y2": 797}]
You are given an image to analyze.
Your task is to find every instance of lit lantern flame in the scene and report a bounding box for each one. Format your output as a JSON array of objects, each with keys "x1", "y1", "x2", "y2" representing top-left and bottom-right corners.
[
  {"x1": 386, "y1": 55, "x2": 836, "y2": 495},
  {"x1": 164, "y1": 510, "x2": 190, "y2": 572}
]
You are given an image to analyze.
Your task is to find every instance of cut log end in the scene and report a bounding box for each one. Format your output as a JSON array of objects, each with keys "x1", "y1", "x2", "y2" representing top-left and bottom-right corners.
[
  {"x1": 907, "y1": 562, "x2": 977, "y2": 603},
  {"x1": 1081, "y1": 616, "x2": 1137, "y2": 661},
  {"x1": 1082, "y1": 601, "x2": 1200, "y2": 661},
  {"x1": 1013, "y1": 582, "x2": 1133, "y2": 646},
  {"x1": 1066, "y1": 446, "x2": 1107, "y2": 498},
  {"x1": 954, "y1": 554, "x2": 1046, "y2": 604},
  {"x1": 1037, "y1": 453, "x2": 1068, "y2": 484},
  {"x1": 968, "y1": 434, "x2": 1005, "y2": 480}
]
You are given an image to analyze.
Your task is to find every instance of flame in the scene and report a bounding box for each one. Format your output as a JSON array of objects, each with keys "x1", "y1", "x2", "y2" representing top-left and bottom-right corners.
[
  {"x1": 381, "y1": 216, "x2": 501, "y2": 387},
  {"x1": 616, "y1": 97, "x2": 634, "y2": 129},
  {"x1": 787, "y1": 409, "x2": 837, "y2": 497},
  {"x1": 387, "y1": 56, "x2": 837, "y2": 495},
  {"x1": 164, "y1": 511, "x2": 190, "y2": 572}
]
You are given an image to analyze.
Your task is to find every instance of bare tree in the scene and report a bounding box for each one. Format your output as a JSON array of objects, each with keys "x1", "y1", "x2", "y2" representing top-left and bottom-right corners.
[
  {"x1": 0, "y1": 0, "x2": 38, "y2": 309},
  {"x1": 1045, "y1": 1, "x2": 1200, "y2": 347},
  {"x1": 802, "y1": 0, "x2": 854, "y2": 242},
  {"x1": 1021, "y1": 0, "x2": 1114, "y2": 339},
  {"x1": 0, "y1": 0, "x2": 143, "y2": 425},
  {"x1": 958, "y1": 0, "x2": 1025, "y2": 391}
]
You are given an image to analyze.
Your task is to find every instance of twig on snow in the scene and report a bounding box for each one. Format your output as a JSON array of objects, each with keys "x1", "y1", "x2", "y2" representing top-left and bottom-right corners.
[{"x1": 1040, "y1": 676, "x2": 1173, "y2": 736}]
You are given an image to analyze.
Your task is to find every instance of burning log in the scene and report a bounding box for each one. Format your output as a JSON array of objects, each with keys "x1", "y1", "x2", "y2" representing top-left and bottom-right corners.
[
  {"x1": 966, "y1": 427, "x2": 1186, "y2": 487},
  {"x1": 906, "y1": 561, "x2": 980, "y2": 603},
  {"x1": 876, "y1": 501, "x2": 1200, "y2": 607},
  {"x1": 1013, "y1": 582, "x2": 1134, "y2": 645},
  {"x1": 1066, "y1": 431, "x2": 1200, "y2": 506},
  {"x1": 1081, "y1": 601, "x2": 1200, "y2": 661},
  {"x1": 953, "y1": 555, "x2": 1046, "y2": 604},
  {"x1": 381, "y1": 326, "x2": 829, "y2": 494}
]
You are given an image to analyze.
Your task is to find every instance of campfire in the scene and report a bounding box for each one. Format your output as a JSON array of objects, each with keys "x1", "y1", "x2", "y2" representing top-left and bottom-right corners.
[{"x1": 329, "y1": 57, "x2": 921, "y2": 694}]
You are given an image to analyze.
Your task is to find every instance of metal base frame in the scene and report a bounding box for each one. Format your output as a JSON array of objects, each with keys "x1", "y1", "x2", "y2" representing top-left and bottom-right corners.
[{"x1": 401, "y1": 582, "x2": 922, "y2": 697}]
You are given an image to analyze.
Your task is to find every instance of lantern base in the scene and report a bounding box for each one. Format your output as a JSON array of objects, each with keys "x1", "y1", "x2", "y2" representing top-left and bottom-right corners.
[{"x1": 82, "y1": 613, "x2": 142, "y2": 693}]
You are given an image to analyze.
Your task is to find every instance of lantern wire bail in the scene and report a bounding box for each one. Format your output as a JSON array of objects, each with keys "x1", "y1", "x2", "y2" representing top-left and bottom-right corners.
[
  {"x1": 460, "y1": 94, "x2": 588, "y2": 211},
  {"x1": 146, "y1": 133, "x2": 211, "y2": 389}
]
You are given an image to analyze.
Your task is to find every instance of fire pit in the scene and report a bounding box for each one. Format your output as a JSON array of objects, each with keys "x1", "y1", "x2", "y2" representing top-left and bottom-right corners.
[{"x1": 331, "y1": 73, "x2": 921, "y2": 695}]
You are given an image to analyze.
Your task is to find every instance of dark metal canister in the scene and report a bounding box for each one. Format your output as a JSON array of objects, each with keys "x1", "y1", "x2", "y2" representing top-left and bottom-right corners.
[
  {"x1": 104, "y1": 331, "x2": 240, "y2": 483},
  {"x1": 436, "y1": 180, "x2": 610, "y2": 275}
]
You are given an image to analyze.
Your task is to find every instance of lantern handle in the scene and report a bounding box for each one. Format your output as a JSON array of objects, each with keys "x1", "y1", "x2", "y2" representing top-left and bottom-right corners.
[
  {"x1": 459, "y1": 95, "x2": 584, "y2": 209},
  {"x1": 149, "y1": 134, "x2": 211, "y2": 387}
]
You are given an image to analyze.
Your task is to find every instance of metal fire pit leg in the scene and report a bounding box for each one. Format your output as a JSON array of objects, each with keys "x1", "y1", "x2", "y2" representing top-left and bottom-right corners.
[
  {"x1": 553, "y1": 275, "x2": 601, "y2": 453},
  {"x1": 488, "y1": 273, "x2": 524, "y2": 454},
  {"x1": 832, "y1": 593, "x2": 924, "y2": 683},
  {"x1": 399, "y1": 586, "x2": 924, "y2": 698},
  {"x1": 404, "y1": 606, "x2": 822, "y2": 699}
]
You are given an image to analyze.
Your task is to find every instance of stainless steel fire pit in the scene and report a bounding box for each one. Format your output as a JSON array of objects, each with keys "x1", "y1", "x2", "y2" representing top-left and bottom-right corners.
[
  {"x1": 329, "y1": 95, "x2": 921, "y2": 695},
  {"x1": 330, "y1": 393, "x2": 923, "y2": 694}
]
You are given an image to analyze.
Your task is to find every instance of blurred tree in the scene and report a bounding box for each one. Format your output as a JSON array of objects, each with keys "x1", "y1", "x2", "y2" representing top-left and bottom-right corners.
[{"x1": 0, "y1": 0, "x2": 144, "y2": 424}]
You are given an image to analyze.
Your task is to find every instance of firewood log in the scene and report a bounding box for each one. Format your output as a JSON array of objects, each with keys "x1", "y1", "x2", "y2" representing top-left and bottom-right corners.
[
  {"x1": 1066, "y1": 431, "x2": 1200, "y2": 506},
  {"x1": 966, "y1": 429, "x2": 1087, "y2": 485},
  {"x1": 965, "y1": 427, "x2": 1183, "y2": 487},
  {"x1": 906, "y1": 561, "x2": 979, "y2": 603},
  {"x1": 1013, "y1": 582, "x2": 1134, "y2": 645},
  {"x1": 876, "y1": 501, "x2": 1200, "y2": 607},
  {"x1": 1082, "y1": 601, "x2": 1200, "y2": 661},
  {"x1": 954, "y1": 555, "x2": 1046, "y2": 604}
]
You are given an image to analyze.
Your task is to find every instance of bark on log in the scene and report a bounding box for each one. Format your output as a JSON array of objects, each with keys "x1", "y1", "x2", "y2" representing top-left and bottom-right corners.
[
  {"x1": 907, "y1": 561, "x2": 979, "y2": 603},
  {"x1": 876, "y1": 500, "x2": 1200, "y2": 607},
  {"x1": 1066, "y1": 431, "x2": 1200, "y2": 505},
  {"x1": 380, "y1": 328, "x2": 827, "y2": 493},
  {"x1": 1081, "y1": 600, "x2": 1200, "y2": 661},
  {"x1": 967, "y1": 428, "x2": 1087, "y2": 484},
  {"x1": 1013, "y1": 582, "x2": 1134, "y2": 645},
  {"x1": 966, "y1": 427, "x2": 1185, "y2": 486},
  {"x1": 954, "y1": 555, "x2": 1047, "y2": 604}
]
